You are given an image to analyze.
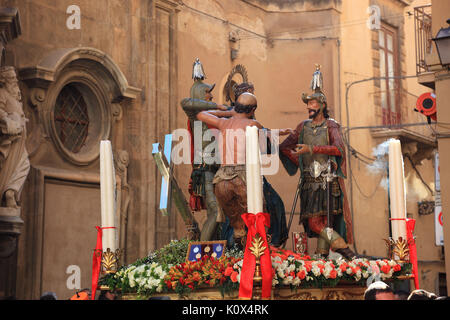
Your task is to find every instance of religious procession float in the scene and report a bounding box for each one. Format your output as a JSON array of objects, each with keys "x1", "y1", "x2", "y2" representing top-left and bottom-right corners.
[{"x1": 92, "y1": 62, "x2": 417, "y2": 300}]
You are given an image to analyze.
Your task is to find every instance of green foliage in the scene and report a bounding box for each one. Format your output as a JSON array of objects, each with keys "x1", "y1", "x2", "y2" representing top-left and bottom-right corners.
[{"x1": 151, "y1": 239, "x2": 191, "y2": 266}]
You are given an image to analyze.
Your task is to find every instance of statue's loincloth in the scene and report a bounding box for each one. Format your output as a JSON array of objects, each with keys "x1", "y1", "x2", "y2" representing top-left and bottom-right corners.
[{"x1": 213, "y1": 165, "x2": 247, "y2": 239}]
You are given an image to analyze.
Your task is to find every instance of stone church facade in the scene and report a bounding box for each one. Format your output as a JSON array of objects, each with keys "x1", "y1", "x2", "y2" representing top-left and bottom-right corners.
[{"x1": 0, "y1": 0, "x2": 445, "y2": 299}]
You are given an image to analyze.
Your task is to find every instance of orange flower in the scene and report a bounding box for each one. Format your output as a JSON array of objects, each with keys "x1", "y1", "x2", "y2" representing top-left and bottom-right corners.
[
  {"x1": 224, "y1": 266, "x2": 234, "y2": 277},
  {"x1": 192, "y1": 271, "x2": 201, "y2": 281},
  {"x1": 329, "y1": 269, "x2": 338, "y2": 279},
  {"x1": 297, "y1": 270, "x2": 306, "y2": 280},
  {"x1": 230, "y1": 271, "x2": 239, "y2": 283},
  {"x1": 304, "y1": 261, "x2": 313, "y2": 272},
  {"x1": 339, "y1": 263, "x2": 348, "y2": 272}
]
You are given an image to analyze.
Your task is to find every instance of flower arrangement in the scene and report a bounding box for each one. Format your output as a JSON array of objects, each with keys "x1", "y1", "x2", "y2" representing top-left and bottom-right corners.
[
  {"x1": 270, "y1": 248, "x2": 409, "y2": 289},
  {"x1": 104, "y1": 262, "x2": 170, "y2": 297},
  {"x1": 165, "y1": 255, "x2": 242, "y2": 296},
  {"x1": 100, "y1": 239, "x2": 412, "y2": 297}
]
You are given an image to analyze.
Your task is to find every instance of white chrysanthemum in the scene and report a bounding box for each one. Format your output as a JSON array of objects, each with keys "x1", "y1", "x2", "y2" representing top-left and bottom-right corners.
[
  {"x1": 312, "y1": 265, "x2": 321, "y2": 277},
  {"x1": 324, "y1": 264, "x2": 334, "y2": 278},
  {"x1": 388, "y1": 260, "x2": 397, "y2": 267},
  {"x1": 287, "y1": 264, "x2": 296, "y2": 273}
]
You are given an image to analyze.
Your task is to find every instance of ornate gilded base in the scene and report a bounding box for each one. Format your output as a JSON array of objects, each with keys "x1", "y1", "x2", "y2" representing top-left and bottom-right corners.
[{"x1": 121, "y1": 285, "x2": 365, "y2": 300}]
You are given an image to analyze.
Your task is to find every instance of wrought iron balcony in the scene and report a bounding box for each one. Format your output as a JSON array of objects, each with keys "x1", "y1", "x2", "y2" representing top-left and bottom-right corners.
[{"x1": 414, "y1": 4, "x2": 433, "y2": 75}]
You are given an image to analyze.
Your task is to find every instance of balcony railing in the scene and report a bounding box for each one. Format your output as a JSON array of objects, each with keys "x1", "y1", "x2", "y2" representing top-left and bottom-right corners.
[{"x1": 414, "y1": 4, "x2": 433, "y2": 75}]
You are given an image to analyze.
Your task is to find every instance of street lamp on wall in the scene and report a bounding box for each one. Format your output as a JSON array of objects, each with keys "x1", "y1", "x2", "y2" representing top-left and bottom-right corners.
[{"x1": 432, "y1": 19, "x2": 450, "y2": 67}]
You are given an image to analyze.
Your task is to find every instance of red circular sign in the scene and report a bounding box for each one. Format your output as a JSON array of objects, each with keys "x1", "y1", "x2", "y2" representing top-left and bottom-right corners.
[
  {"x1": 416, "y1": 92, "x2": 437, "y2": 119},
  {"x1": 439, "y1": 212, "x2": 443, "y2": 226}
]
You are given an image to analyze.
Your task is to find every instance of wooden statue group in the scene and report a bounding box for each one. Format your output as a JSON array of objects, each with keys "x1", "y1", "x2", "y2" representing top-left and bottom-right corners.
[{"x1": 181, "y1": 59, "x2": 358, "y2": 260}]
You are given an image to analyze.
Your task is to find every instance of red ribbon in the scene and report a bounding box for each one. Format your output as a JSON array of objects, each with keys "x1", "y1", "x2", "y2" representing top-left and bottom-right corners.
[
  {"x1": 406, "y1": 219, "x2": 419, "y2": 289},
  {"x1": 91, "y1": 226, "x2": 116, "y2": 300},
  {"x1": 389, "y1": 218, "x2": 419, "y2": 289},
  {"x1": 238, "y1": 212, "x2": 272, "y2": 299}
]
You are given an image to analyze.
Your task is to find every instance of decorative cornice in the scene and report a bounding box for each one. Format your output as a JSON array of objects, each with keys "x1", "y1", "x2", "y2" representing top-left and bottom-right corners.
[
  {"x1": 18, "y1": 47, "x2": 141, "y2": 99},
  {"x1": 0, "y1": 7, "x2": 21, "y2": 44}
]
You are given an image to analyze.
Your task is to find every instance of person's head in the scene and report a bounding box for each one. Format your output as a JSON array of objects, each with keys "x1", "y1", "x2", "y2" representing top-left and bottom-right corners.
[
  {"x1": 364, "y1": 281, "x2": 396, "y2": 300},
  {"x1": 234, "y1": 92, "x2": 257, "y2": 118},
  {"x1": 305, "y1": 97, "x2": 329, "y2": 120},
  {"x1": 190, "y1": 81, "x2": 215, "y2": 101},
  {"x1": 98, "y1": 290, "x2": 117, "y2": 300},
  {"x1": 407, "y1": 289, "x2": 437, "y2": 300},
  {"x1": 394, "y1": 290, "x2": 410, "y2": 301},
  {"x1": 204, "y1": 85, "x2": 214, "y2": 101},
  {"x1": 40, "y1": 291, "x2": 57, "y2": 300}
]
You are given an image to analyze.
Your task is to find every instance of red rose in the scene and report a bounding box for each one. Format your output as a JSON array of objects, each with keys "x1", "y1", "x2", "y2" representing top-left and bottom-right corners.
[
  {"x1": 297, "y1": 270, "x2": 306, "y2": 280},
  {"x1": 329, "y1": 269, "x2": 338, "y2": 279},
  {"x1": 339, "y1": 263, "x2": 348, "y2": 272},
  {"x1": 393, "y1": 264, "x2": 402, "y2": 272},
  {"x1": 304, "y1": 261, "x2": 313, "y2": 272},
  {"x1": 381, "y1": 264, "x2": 391, "y2": 274}
]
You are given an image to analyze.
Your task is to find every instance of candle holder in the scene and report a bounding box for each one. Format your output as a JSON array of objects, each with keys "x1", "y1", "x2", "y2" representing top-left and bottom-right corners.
[
  {"x1": 101, "y1": 248, "x2": 121, "y2": 274},
  {"x1": 250, "y1": 234, "x2": 266, "y2": 300},
  {"x1": 383, "y1": 237, "x2": 410, "y2": 263},
  {"x1": 292, "y1": 232, "x2": 307, "y2": 255}
]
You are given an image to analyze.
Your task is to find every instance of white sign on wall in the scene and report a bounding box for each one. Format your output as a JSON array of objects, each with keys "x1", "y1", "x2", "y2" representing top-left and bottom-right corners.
[{"x1": 435, "y1": 152, "x2": 444, "y2": 246}]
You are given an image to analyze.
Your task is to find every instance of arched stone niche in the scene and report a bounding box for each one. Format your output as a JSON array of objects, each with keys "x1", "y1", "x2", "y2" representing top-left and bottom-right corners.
[{"x1": 18, "y1": 47, "x2": 141, "y2": 165}]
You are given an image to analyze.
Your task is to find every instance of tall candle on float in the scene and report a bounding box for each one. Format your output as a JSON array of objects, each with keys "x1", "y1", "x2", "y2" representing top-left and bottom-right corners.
[
  {"x1": 100, "y1": 140, "x2": 117, "y2": 252},
  {"x1": 246, "y1": 126, "x2": 263, "y2": 214},
  {"x1": 388, "y1": 139, "x2": 407, "y2": 243}
]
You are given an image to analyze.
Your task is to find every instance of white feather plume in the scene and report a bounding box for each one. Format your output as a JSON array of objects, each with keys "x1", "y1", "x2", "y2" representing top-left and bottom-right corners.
[{"x1": 192, "y1": 58, "x2": 206, "y2": 80}]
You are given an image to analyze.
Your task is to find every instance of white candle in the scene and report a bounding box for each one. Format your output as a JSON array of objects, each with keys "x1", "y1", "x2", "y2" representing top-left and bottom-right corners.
[
  {"x1": 246, "y1": 126, "x2": 263, "y2": 214},
  {"x1": 100, "y1": 140, "x2": 117, "y2": 252},
  {"x1": 388, "y1": 139, "x2": 407, "y2": 242}
]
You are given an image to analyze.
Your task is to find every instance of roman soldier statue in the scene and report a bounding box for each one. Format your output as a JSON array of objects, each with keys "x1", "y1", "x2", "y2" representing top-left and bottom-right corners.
[
  {"x1": 279, "y1": 65, "x2": 357, "y2": 260},
  {"x1": 180, "y1": 58, "x2": 227, "y2": 241}
]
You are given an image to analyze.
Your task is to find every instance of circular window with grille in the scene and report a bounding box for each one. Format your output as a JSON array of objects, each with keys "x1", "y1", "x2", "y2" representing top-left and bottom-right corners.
[
  {"x1": 54, "y1": 84, "x2": 90, "y2": 154},
  {"x1": 49, "y1": 77, "x2": 111, "y2": 165}
]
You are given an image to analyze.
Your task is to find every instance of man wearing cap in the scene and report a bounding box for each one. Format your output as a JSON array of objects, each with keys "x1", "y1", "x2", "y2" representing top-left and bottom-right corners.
[
  {"x1": 181, "y1": 58, "x2": 228, "y2": 241},
  {"x1": 279, "y1": 65, "x2": 356, "y2": 260}
]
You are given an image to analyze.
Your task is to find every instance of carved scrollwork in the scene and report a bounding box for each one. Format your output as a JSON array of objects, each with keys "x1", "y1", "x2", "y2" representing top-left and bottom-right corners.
[
  {"x1": 29, "y1": 87, "x2": 46, "y2": 108},
  {"x1": 111, "y1": 103, "x2": 123, "y2": 121}
]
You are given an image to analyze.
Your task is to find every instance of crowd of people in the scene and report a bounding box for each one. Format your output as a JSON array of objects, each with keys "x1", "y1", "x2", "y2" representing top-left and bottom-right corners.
[
  {"x1": 37, "y1": 289, "x2": 117, "y2": 300},
  {"x1": 34, "y1": 282, "x2": 448, "y2": 301},
  {"x1": 364, "y1": 281, "x2": 449, "y2": 300}
]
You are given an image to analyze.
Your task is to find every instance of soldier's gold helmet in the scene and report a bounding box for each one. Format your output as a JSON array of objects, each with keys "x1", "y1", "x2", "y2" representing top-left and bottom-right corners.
[{"x1": 302, "y1": 64, "x2": 327, "y2": 109}]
